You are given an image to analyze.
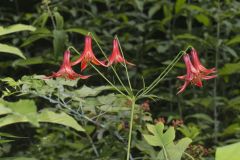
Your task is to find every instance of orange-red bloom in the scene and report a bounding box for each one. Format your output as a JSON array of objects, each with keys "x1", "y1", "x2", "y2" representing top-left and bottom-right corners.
[
  {"x1": 177, "y1": 49, "x2": 217, "y2": 94},
  {"x1": 106, "y1": 38, "x2": 134, "y2": 66},
  {"x1": 191, "y1": 48, "x2": 216, "y2": 74},
  {"x1": 46, "y1": 50, "x2": 90, "y2": 80},
  {"x1": 71, "y1": 36, "x2": 106, "y2": 71}
]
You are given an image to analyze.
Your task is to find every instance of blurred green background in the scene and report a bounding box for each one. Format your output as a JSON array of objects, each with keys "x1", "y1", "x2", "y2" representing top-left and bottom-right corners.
[{"x1": 0, "y1": 0, "x2": 240, "y2": 159}]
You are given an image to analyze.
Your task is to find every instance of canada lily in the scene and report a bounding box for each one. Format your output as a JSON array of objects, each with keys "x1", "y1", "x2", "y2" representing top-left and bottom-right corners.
[
  {"x1": 190, "y1": 48, "x2": 216, "y2": 74},
  {"x1": 106, "y1": 38, "x2": 134, "y2": 66},
  {"x1": 46, "y1": 50, "x2": 90, "y2": 80},
  {"x1": 177, "y1": 49, "x2": 217, "y2": 94},
  {"x1": 71, "y1": 36, "x2": 107, "y2": 71}
]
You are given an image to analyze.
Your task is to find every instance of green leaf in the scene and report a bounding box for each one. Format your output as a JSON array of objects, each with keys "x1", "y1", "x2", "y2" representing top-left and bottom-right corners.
[
  {"x1": 177, "y1": 125, "x2": 200, "y2": 139},
  {"x1": 175, "y1": 0, "x2": 186, "y2": 13},
  {"x1": 0, "y1": 24, "x2": 35, "y2": 36},
  {"x1": 148, "y1": 4, "x2": 161, "y2": 18},
  {"x1": 143, "y1": 134, "x2": 162, "y2": 146},
  {"x1": 195, "y1": 14, "x2": 210, "y2": 26},
  {"x1": 0, "y1": 43, "x2": 26, "y2": 59},
  {"x1": 97, "y1": 93, "x2": 117, "y2": 105},
  {"x1": 216, "y1": 142, "x2": 240, "y2": 160},
  {"x1": 54, "y1": 12, "x2": 64, "y2": 29},
  {"x1": 186, "y1": 113, "x2": 214, "y2": 123},
  {"x1": 53, "y1": 30, "x2": 67, "y2": 58},
  {"x1": 226, "y1": 35, "x2": 240, "y2": 45},
  {"x1": 174, "y1": 34, "x2": 206, "y2": 44},
  {"x1": 136, "y1": 140, "x2": 157, "y2": 159},
  {"x1": 0, "y1": 132, "x2": 24, "y2": 138},
  {"x1": 0, "y1": 158, "x2": 37, "y2": 160},
  {"x1": 33, "y1": 12, "x2": 49, "y2": 27},
  {"x1": 157, "y1": 138, "x2": 192, "y2": 160},
  {"x1": 4, "y1": 99, "x2": 37, "y2": 115},
  {"x1": 0, "y1": 77, "x2": 18, "y2": 86},
  {"x1": 219, "y1": 62, "x2": 240, "y2": 76},
  {"x1": 66, "y1": 28, "x2": 100, "y2": 42},
  {"x1": 0, "y1": 114, "x2": 28, "y2": 128},
  {"x1": 134, "y1": 0, "x2": 144, "y2": 12},
  {"x1": 73, "y1": 85, "x2": 112, "y2": 98},
  {"x1": 143, "y1": 123, "x2": 191, "y2": 160},
  {"x1": 228, "y1": 96, "x2": 240, "y2": 109},
  {"x1": 66, "y1": 28, "x2": 89, "y2": 35},
  {"x1": 143, "y1": 123, "x2": 175, "y2": 147},
  {"x1": 21, "y1": 28, "x2": 52, "y2": 47},
  {"x1": 0, "y1": 139, "x2": 14, "y2": 144},
  {"x1": 0, "y1": 105, "x2": 12, "y2": 115},
  {"x1": 0, "y1": 99, "x2": 39, "y2": 126},
  {"x1": 12, "y1": 57, "x2": 45, "y2": 67},
  {"x1": 222, "y1": 123, "x2": 240, "y2": 136},
  {"x1": 38, "y1": 110, "x2": 85, "y2": 132},
  {"x1": 185, "y1": 4, "x2": 206, "y2": 12}
]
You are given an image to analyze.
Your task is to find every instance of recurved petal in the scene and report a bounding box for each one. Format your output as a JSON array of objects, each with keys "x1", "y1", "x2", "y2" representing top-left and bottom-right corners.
[
  {"x1": 202, "y1": 75, "x2": 217, "y2": 80},
  {"x1": 177, "y1": 81, "x2": 190, "y2": 94},
  {"x1": 177, "y1": 75, "x2": 186, "y2": 80},
  {"x1": 92, "y1": 57, "x2": 107, "y2": 67},
  {"x1": 124, "y1": 60, "x2": 135, "y2": 66}
]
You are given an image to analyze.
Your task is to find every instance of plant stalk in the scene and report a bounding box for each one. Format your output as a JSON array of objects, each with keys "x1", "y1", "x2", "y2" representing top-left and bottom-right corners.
[
  {"x1": 126, "y1": 97, "x2": 136, "y2": 160},
  {"x1": 213, "y1": 0, "x2": 221, "y2": 143}
]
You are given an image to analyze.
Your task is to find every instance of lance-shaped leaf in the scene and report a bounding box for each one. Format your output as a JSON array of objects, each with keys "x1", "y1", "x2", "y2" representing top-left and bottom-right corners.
[
  {"x1": 38, "y1": 110, "x2": 85, "y2": 132},
  {"x1": 0, "y1": 43, "x2": 26, "y2": 59},
  {"x1": 0, "y1": 24, "x2": 35, "y2": 36},
  {"x1": 0, "y1": 99, "x2": 85, "y2": 132}
]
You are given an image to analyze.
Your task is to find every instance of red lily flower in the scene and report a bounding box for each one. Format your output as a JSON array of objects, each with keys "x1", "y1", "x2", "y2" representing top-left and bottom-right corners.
[
  {"x1": 71, "y1": 36, "x2": 106, "y2": 71},
  {"x1": 106, "y1": 38, "x2": 134, "y2": 66},
  {"x1": 177, "y1": 52, "x2": 216, "y2": 94},
  {"x1": 46, "y1": 50, "x2": 90, "y2": 80},
  {"x1": 191, "y1": 48, "x2": 216, "y2": 74}
]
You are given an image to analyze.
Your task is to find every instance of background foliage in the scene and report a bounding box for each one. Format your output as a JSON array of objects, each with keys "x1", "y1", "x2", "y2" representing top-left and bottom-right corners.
[{"x1": 0, "y1": 0, "x2": 240, "y2": 159}]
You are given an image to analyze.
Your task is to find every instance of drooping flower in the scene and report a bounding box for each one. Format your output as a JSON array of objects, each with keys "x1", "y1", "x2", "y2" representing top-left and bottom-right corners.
[
  {"x1": 106, "y1": 38, "x2": 134, "y2": 66},
  {"x1": 46, "y1": 50, "x2": 90, "y2": 80},
  {"x1": 190, "y1": 48, "x2": 216, "y2": 74},
  {"x1": 177, "y1": 52, "x2": 216, "y2": 94},
  {"x1": 71, "y1": 36, "x2": 106, "y2": 71},
  {"x1": 177, "y1": 54, "x2": 200, "y2": 94}
]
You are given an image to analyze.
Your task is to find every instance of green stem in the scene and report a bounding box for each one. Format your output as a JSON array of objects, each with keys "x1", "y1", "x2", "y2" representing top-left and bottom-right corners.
[
  {"x1": 45, "y1": 2, "x2": 56, "y2": 30},
  {"x1": 213, "y1": 0, "x2": 221, "y2": 143},
  {"x1": 90, "y1": 63, "x2": 128, "y2": 98},
  {"x1": 90, "y1": 33, "x2": 132, "y2": 96},
  {"x1": 68, "y1": 46, "x2": 80, "y2": 55},
  {"x1": 138, "y1": 51, "x2": 185, "y2": 97},
  {"x1": 126, "y1": 97, "x2": 136, "y2": 160},
  {"x1": 116, "y1": 36, "x2": 133, "y2": 93},
  {"x1": 184, "y1": 152, "x2": 195, "y2": 160},
  {"x1": 86, "y1": 133, "x2": 99, "y2": 157}
]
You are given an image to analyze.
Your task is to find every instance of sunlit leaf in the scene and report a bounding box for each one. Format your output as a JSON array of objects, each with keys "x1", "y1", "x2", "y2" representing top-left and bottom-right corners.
[
  {"x1": 226, "y1": 35, "x2": 240, "y2": 45},
  {"x1": 54, "y1": 12, "x2": 64, "y2": 29},
  {"x1": 0, "y1": 24, "x2": 35, "y2": 36},
  {"x1": 175, "y1": 0, "x2": 186, "y2": 13},
  {"x1": 0, "y1": 43, "x2": 26, "y2": 59},
  {"x1": 216, "y1": 142, "x2": 240, "y2": 160},
  {"x1": 219, "y1": 62, "x2": 240, "y2": 76},
  {"x1": 38, "y1": 110, "x2": 85, "y2": 132},
  {"x1": 195, "y1": 14, "x2": 210, "y2": 26},
  {"x1": 0, "y1": 114, "x2": 28, "y2": 128},
  {"x1": 157, "y1": 138, "x2": 192, "y2": 160}
]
